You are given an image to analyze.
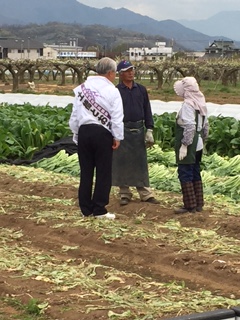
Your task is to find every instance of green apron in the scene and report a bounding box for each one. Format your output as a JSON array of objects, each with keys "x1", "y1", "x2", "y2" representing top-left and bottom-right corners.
[
  {"x1": 112, "y1": 120, "x2": 149, "y2": 187},
  {"x1": 175, "y1": 111, "x2": 204, "y2": 164}
]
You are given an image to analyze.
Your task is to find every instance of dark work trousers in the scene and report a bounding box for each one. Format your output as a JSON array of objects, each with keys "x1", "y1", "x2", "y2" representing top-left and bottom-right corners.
[
  {"x1": 178, "y1": 150, "x2": 202, "y2": 183},
  {"x1": 77, "y1": 124, "x2": 113, "y2": 217}
]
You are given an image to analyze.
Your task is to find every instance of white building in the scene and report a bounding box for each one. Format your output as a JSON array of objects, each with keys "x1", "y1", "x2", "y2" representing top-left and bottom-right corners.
[
  {"x1": 129, "y1": 42, "x2": 173, "y2": 62},
  {"x1": 0, "y1": 38, "x2": 43, "y2": 60},
  {"x1": 43, "y1": 43, "x2": 98, "y2": 60},
  {"x1": 0, "y1": 38, "x2": 98, "y2": 60}
]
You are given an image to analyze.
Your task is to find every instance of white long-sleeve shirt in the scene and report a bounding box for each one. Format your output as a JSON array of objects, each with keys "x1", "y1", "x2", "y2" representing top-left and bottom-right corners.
[{"x1": 69, "y1": 75, "x2": 124, "y2": 141}]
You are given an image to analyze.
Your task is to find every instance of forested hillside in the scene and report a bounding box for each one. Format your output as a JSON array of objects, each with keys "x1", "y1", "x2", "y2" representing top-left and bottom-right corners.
[{"x1": 0, "y1": 22, "x2": 174, "y2": 53}]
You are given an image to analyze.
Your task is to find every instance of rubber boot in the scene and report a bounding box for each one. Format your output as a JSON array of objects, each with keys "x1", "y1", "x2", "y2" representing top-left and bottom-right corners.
[
  {"x1": 193, "y1": 180, "x2": 204, "y2": 212},
  {"x1": 174, "y1": 181, "x2": 197, "y2": 214}
]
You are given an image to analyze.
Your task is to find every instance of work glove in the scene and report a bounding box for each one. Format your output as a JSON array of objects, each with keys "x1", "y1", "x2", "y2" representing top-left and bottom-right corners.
[
  {"x1": 145, "y1": 129, "x2": 154, "y2": 148},
  {"x1": 179, "y1": 144, "x2": 187, "y2": 161},
  {"x1": 73, "y1": 133, "x2": 78, "y2": 145}
]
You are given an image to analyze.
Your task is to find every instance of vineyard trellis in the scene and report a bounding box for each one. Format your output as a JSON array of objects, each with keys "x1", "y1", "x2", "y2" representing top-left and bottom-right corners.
[{"x1": 1, "y1": 58, "x2": 240, "y2": 92}]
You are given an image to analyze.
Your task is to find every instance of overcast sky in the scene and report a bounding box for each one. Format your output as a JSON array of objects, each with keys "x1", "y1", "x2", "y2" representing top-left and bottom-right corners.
[{"x1": 77, "y1": 0, "x2": 240, "y2": 21}]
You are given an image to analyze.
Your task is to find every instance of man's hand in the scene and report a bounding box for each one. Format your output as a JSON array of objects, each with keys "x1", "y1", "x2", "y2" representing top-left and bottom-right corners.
[
  {"x1": 145, "y1": 129, "x2": 154, "y2": 148},
  {"x1": 73, "y1": 133, "x2": 78, "y2": 145},
  {"x1": 112, "y1": 139, "x2": 120, "y2": 150},
  {"x1": 179, "y1": 144, "x2": 187, "y2": 161}
]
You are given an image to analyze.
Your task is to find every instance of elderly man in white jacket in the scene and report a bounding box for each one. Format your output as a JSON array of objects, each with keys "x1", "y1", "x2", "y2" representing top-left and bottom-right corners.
[{"x1": 69, "y1": 57, "x2": 124, "y2": 220}]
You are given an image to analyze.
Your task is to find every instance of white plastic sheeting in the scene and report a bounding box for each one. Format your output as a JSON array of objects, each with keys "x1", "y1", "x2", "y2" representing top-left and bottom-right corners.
[
  {"x1": 151, "y1": 100, "x2": 240, "y2": 119},
  {"x1": 0, "y1": 93, "x2": 73, "y2": 109},
  {"x1": 1, "y1": 93, "x2": 240, "y2": 119}
]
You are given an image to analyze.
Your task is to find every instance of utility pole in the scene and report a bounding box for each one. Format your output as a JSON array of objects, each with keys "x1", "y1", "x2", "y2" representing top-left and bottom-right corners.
[
  {"x1": 21, "y1": 40, "x2": 24, "y2": 59},
  {"x1": 27, "y1": 37, "x2": 30, "y2": 59}
]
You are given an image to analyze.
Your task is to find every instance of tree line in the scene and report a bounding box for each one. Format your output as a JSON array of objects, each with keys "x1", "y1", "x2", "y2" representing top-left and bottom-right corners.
[{"x1": 1, "y1": 58, "x2": 240, "y2": 92}]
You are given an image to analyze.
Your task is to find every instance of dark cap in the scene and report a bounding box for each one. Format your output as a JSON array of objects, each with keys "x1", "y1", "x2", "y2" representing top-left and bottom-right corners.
[{"x1": 117, "y1": 60, "x2": 133, "y2": 72}]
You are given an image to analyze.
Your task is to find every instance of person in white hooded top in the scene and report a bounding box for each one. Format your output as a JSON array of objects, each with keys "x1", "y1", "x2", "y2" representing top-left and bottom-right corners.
[
  {"x1": 173, "y1": 76, "x2": 209, "y2": 214},
  {"x1": 69, "y1": 57, "x2": 124, "y2": 220}
]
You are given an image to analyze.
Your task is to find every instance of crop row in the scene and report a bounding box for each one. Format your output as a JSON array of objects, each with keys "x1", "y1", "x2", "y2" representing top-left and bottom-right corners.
[
  {"x1": 30, "y1": 147, "x2": 240, "y2": 201},
  {"x1": 1, "y1": 103, "x2": 240, "y2": 160}
]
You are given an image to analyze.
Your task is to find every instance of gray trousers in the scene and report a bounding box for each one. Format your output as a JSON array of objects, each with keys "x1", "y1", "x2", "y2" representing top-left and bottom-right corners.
[{"x1": 119, "y1": 186, "x2": 153, "y2": 201}]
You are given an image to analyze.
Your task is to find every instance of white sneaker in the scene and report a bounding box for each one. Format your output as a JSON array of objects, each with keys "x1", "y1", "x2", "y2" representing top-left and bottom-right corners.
[{"x1": 95, "y1": 212, "x2": 116, "y2": 220}]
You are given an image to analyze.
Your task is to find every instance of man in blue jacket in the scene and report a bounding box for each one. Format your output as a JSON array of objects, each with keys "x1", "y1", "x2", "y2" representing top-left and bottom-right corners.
[{"x1": 112, "y1": 60, "x2": 160, "y2": 206}]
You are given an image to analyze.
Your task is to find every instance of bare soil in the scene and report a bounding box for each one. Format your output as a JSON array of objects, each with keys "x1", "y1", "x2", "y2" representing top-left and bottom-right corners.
[{"x1": 0, "y1": 168, "x2": 240, "y2": 320}]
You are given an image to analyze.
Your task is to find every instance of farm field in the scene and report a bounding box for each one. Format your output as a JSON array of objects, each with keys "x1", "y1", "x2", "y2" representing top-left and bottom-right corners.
[
  {"x1": 0, "y1": 82, "x2": 240, "y2": 319},
  {"x1": 0, "y1": 163, "x2": 240, "y2": 320}
]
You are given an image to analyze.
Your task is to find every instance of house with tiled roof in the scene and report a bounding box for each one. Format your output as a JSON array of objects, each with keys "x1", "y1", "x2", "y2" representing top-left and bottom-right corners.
[{"x1": 204, "y1": 40, "x2": 240, "y2": 58}]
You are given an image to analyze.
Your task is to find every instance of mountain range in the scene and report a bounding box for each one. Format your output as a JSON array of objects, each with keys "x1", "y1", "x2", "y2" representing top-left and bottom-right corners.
[
  {"x1": 0, "y1": 0, "x2": 239, "y2": 51},
  {"x1": 178, "y1": 11, "x2": 240, "y2": 42}
]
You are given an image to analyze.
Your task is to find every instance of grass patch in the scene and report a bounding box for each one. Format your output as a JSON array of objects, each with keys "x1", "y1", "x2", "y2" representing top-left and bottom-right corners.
[{"x1": 0, "y1": 297, "x2": 48, "y2": 320}]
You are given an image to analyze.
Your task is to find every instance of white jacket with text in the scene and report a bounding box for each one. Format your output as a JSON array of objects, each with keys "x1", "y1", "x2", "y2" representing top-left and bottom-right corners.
[{"x1": 69, "y1": 75, "x2": 124, "y2": 141}]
